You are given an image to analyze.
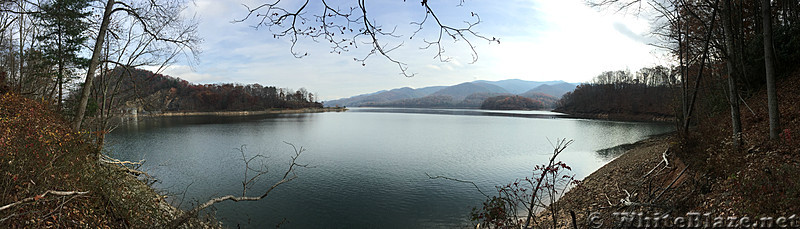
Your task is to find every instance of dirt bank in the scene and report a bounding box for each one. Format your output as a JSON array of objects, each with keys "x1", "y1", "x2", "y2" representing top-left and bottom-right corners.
[
  {"x1": 0, "y1": 93, "x2": 218, "y2": 228},
  {"x1": 533, "y1": 133, "x2": 699, "y2": 228}
]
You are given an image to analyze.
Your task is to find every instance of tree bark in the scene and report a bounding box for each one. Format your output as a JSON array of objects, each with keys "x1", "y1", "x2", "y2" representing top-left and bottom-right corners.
[
  {"x1": 17, "y1": 5, "x2": 24, "y2": 93},
  {"x1": 57, "y1": 35, "x2": 64, "y2": 109},
  {"x1": 683, "y1": 0, "x2": 720, "y2": 135},
  {"x1": 73, "y1": 0, "x2": 114, "y2": 130},
  {"x1": 762, "y1": 0, "x2": 780, "y2": 140},
  {"x1": 722, "y1": 0, "x2": 743, "y2": 147}
]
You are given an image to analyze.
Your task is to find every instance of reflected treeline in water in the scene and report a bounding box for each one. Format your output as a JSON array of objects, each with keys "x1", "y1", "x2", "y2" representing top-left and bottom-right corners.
[
  {"x1": 106, "y1": 108, "x2": 675, "y2": 228},
  {"x1": 594, "y1": 132, "x2": 671, "y2": 159},
  {"x1": 349, "y1": 107, "x2": 567, "y2": 119},
  {"x1": 595, "y1": 142, "x2": 638, "y2": 160},
  {"x1": 112, "y1": 113, "x2": 314, "y2": 133}
]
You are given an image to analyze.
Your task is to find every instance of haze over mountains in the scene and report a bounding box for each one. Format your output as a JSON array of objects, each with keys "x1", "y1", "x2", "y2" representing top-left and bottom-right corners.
[{"x1": 325, "y1": 79, "x2": 579, "y2": 109}]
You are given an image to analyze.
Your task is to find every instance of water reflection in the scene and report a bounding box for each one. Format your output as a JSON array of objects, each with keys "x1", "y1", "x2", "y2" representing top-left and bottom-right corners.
[
  {"x1": 106, "y1": 108, "x2": 674, "y2": 228},
  {"x1": 349, "y1": 107, "x2": 566, "y2": 119},
  {"x1": 114, "y1": 113, "x2": 315, "y2": 133}
]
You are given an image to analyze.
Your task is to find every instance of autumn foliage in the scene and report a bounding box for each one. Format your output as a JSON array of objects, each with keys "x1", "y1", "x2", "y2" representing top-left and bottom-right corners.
[
  {"x1": 480, "y1": 95, "x2": 545, "y2": 110},
  {"x1": 0, "y1": 93, "x2": 109, "y2": 227},
  {"x1": 1, "y1": 92, "x2": 188, "y2": 227},
  {"x1": 69, "y1": 67, "x2": 322, "y2": 115}
]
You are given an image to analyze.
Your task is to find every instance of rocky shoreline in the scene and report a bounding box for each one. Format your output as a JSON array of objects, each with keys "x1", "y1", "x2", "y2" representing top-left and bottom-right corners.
[{"x1": 534, "y1": 133, "x2": 685, "y2": 228}]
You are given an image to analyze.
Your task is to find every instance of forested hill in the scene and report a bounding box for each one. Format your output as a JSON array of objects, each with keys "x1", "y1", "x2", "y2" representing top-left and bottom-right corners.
[
  {"x1": 480, "y1": 95, "x2": 547, "y2": 110},
  {"x1": 325, "y1": 80, "x2": 577, "y2": 109},
  {"x1": 555, "y1": 67, "x2": 677, "y2": 121},
  {"x1": 76, "y1": 68, "x2": 322, "y2": 113}
]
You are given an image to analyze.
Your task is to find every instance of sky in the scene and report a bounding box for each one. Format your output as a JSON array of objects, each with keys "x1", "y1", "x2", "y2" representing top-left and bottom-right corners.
[{"x1": 146, "y1": 0, "x2": 671, "y2": 100}]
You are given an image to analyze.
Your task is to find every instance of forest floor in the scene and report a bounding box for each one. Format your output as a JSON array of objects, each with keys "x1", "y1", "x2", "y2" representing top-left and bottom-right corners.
[
  {"x1": 0, "y1": 93, "x2": 219, "y2": 228},
  {"x1": 535, "y1": 69, "x2": 800, "y2": 228}
]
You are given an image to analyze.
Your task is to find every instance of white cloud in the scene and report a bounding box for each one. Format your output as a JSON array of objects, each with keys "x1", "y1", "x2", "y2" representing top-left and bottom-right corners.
[
  {"x1": 162, "y1": 0, "x2": 668, "y2": 100},
  {"x1": 474, "y1": 0, "x2": 664, "y2": 83},
  {"x1": 426, "y1": 64, "x2": 442, "y2": 71},
  {"x1": 142, "y1": 65, "x2": 228, "y2": 83}
]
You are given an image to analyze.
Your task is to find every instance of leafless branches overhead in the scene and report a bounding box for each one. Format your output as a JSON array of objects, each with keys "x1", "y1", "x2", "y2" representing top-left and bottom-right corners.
[{"x1": 236, "y1": 0, "x2": 498, "y2": 77}]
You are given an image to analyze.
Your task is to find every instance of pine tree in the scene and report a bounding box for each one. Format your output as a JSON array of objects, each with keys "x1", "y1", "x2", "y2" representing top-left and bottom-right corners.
[{"x1": 35, "y1": 0, "x2": 91, "y2": 109}]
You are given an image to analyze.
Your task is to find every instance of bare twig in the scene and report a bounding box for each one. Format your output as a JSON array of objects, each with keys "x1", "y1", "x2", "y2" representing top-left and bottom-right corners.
[
  {"x1": 235, "y1": 0, "x2": 498, "y2": 77},
  {"x1": 425, "y1": 173, "x2": 489, "y2": 198},
  {"x1": 524, "y1": 138, "x2": 574, "y2": 228},
  {"x1": 100, "y1": 154, "x2": 154, "y2": 180},
  {"x1": 738, "y1": 92, "x2": 756, "y2": 116},
  {"x1": 652, "y1": 165, "x2": 689, "y2": 203},
  {"x1": 100, "y1": 154, "x2": 144, "y2": 166},
  {"x1": 643, "y1": 149, "x2": 671, "y2": 178},
  {"x1": 238, "y1": 145, "x2": 270, "y2": 196},
  {"x1": 604, "y1": 193, "x2": 614, "y2": 206},
  {"x1": 164, "y1": 142, "x2": 309, "y2": 229},
  {"x1": 0, "y1": 190, "x2": 89, "y2": 213}
]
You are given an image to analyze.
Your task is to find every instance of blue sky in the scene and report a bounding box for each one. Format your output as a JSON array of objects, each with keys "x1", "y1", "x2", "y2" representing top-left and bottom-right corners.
[{"x1": 147, "y1": 0, "x2": 670, "y2": 100}]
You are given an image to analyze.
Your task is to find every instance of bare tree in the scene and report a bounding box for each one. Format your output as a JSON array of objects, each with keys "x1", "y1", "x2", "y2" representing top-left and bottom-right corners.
[
  {"x1": 430, "y1": 139, "x2": 578, "y2": 229},
  {"x1": 761, "y1": 0, "x2": 780, "y2": 140},
  {"x1": 88, "y1": 3, "x2": 200, "y2": 149},
  {"x1": 73, "y1": 0, "x2": 200, "y2": 130},
  {"x1": 0, "y1": 0, "x2": 58, "y2": 101},
  {"x1": 721, "y1": 0, "x2": 742, "y2": 147},
  {"x1": 235, "y1": 0, "x2": 499, "y2": 77}
]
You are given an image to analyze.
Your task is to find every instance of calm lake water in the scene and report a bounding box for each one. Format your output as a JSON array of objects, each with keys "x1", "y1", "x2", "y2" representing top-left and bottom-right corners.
[{"x1": 105, "y1": 108, "x2": 673, "y2": 228}]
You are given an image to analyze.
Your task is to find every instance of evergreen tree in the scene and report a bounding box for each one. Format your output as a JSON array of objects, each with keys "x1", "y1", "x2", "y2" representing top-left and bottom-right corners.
[{"x1": 35, "y1": 0, "x2": 91, "y2": 108}]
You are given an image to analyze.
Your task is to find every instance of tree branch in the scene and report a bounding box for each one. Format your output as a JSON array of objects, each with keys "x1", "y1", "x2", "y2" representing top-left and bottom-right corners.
[
  {"x1": 0, "y1": 190, "x2": 89, "y2": 213},
  {"x1": 425, "y1": 173, "x2": 489, "y2": 198},
  {"x1": 235, "y1": 0, "x2": 498, "y2": 77},
  {"x1": 164, "y1": 142, "x2": 309, "y2": 229}
]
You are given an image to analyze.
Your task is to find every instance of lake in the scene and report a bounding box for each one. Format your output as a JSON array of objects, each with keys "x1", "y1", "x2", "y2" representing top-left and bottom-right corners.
[{"x1": 105, "y1": 108, "x2": 674, "y2": 228}]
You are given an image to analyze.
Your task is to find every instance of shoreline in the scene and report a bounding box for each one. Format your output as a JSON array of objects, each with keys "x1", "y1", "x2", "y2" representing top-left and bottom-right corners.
[
  {"x1": 130, "y1": 106, "x2": 669, "y2": 228},
  {"x1": 134, "y1": 107, "x2": 347, "y2": 117},
  {"x1": 352, "y1": 107, "x2": 674, "y2": 123},
  {"x1": 533, "y1": 132, "x2": 680, "y2": 228},
  {"x1": 555, "y1": 111, "x2": 676, "y2": 123}
]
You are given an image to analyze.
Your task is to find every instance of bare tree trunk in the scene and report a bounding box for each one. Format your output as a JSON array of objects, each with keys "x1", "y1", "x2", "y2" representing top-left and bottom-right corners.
[
  {"x1": 57, "y1": 32, "x2": 64, "y2": 109},
  {"x1": 74, "y1": 0, "x2": 114, "y2": 130},
  {"x1": 17, "y1": 6, "x2": 23, "y2": 93},
  {"x1": 679, "y1": 6, "x2": 688, "y2": 132},
  {"x1": 722, "y1": 0, "x2": 743, "y2": 147},
  {"x1": 683, "y1": 0, "x2": 720, "y2": 135},
  {"x1": 762, "y1": 0, "x2": 780, "y2": 140}
]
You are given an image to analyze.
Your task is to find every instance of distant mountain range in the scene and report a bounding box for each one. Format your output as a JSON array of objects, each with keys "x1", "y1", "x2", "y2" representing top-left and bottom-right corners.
[{"x1": 325, "y1": 79, "x2": 579, "y2": 109}]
